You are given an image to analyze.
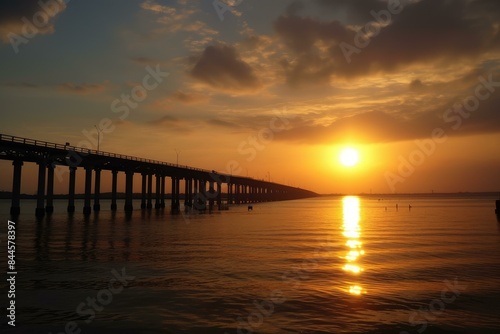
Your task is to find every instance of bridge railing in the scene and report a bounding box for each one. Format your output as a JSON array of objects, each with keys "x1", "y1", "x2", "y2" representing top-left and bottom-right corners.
[
  {"x1": 0, "y1": 133, "x2": 211, "y2": 173},
  {"x1": 0, "y1": 134, "x2": 308, "y2": 189}
]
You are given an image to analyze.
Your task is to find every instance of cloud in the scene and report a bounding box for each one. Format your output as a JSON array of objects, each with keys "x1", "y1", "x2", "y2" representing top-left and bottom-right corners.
[
  {"x1": 139, "y1": 0, "x2": 218, "y2": 53},
  {"x1": 140, "y1": 0, "x2": 216, "y2": 36},
  {"x1": 206, "y1": 118, "x2": 241, "y2": 129},
  {"x1": 275, "y1": 79, "x2": 500, "y2": 144},
  {"x1": 0, "y1": 0, "x2": 67, "y2": 43},
  {"x1": 315, "y1": 0, "x2": 399, "y2": 23},
  {"x1": 170, "y1": 90, "x2": 210, "y2": 104},
  {"x1": 57, "y1": 82, "x2": 109, "y2": 95},
  {"x1": 140, "y1": 1, "x2": 176, "y2": 15},
  {"x1": 148, "y1": 115, "x2": 195, "y2": 133},
  {"x1": 190, "y1": 44, "x2": 262, "y2": 93},
  {"x1": 274, "y1": 0, "x2": 500, "y2": 85},
  {"x1": 285, "y1": 1, "x2": 306, "y2": 16},
  {"x1": 409, "y1": 79, "x2": 425, "y2": 91}
]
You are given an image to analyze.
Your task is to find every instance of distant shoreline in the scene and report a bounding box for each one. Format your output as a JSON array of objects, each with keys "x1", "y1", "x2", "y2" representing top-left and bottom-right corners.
[{"x1": 319, "y1": 192, "x2": 500, "y2": 197}]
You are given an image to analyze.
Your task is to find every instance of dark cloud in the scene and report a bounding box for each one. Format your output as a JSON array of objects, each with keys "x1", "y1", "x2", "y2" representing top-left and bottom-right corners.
[
  {"x1": 315, "y1": 0, "x2": 391, "y2": 23},
  {"x1": 275, "y1": 80, "x2": 500, "y2": 144},
  {"x1": 155, "y1": 115, "x2": 179, "y2": 124},
  {"x1": 0, "y1": 0, "x2": 44, "y2": 23},
  {"x1": 274, "y1": 15, "x2": 349, "y2": 54},
  {"x1": 409, "y1": 79, "x2": 424, "y2": 91},
  {"x1": 170, "y1": 90, "x2": 209, "y2": 104},
  {"x1": 286, "y1": 1, "x2": 306, "y2": 16},
  {"x1": 0, "y1": 0, "x2": 67, "y2": 42},
  {"x1": 190, "y1": 44, "x2": 261, "y2": 92},
  {"x1": 149, "y1": 115, "x2": 194, "y2": 133},
  {"x1": 206, "y1": 118, "x2": 241, "y2": 129},
  {"x1": 273, "y1": 15, "x2": 350, "y2": 86},
  {"x1": 274, "y1": 0, "x2": 500, "y2": 85},
  {"x1": 57, "y1": 82, "x2": 108, "y2": 95}
]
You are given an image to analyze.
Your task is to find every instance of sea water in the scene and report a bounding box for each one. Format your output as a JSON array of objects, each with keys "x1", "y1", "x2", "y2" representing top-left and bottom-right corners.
[{"x1": 0, "y1": 194, "x2": 499, "y2": 334}]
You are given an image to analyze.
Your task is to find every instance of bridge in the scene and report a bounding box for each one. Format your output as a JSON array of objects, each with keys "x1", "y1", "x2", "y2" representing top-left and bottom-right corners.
[{"x1": 0, "y1": 133, "x2": 317, "y2": 217}]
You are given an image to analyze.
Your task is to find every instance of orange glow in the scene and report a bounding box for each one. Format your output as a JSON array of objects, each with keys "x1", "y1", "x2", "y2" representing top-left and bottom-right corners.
[
  {"x1": 339, "y1": 148, "x2": 359, "y2": 167},
  {"x1": 343, "y1": 264, "x2": 363, "y2": 274},
  {"x1": 342, "y1": 196, "x2": 365, "y2": 295},
  {"x1": 349, "y1": 285, "x2": 365, "y2": 296}
]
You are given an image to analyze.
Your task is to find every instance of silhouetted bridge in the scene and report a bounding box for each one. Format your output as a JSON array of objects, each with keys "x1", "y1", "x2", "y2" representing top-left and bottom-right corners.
[{"x1": 0, "y1": 134, "x2": 317, "y2": 216}]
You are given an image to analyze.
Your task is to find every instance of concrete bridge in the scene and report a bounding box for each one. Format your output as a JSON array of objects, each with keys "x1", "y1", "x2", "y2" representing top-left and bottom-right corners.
[{"x1": 0, "y1": 134, "x2": 317, "y2": 217}]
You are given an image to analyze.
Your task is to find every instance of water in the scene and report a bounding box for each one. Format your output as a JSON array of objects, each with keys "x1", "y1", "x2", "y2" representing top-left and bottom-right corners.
[{"x1": 1, "y1": 195, "x2": 500, "y2": 334}]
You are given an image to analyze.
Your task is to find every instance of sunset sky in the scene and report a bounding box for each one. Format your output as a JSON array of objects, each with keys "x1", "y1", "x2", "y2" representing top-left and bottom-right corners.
[{"x1": 1, "y1": 0, "x2": 499, "y2": 195}]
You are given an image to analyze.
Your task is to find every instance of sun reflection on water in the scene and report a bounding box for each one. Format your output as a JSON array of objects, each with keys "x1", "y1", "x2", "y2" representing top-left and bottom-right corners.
[{"x1": 342, "y1": 196, "x2": 366, "y2": 295}]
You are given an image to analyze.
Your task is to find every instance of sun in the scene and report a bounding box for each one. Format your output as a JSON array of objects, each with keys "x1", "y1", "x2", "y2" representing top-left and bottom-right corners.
[{"x1": 339, "y1": 148, "x2": 359, "y2": 167}]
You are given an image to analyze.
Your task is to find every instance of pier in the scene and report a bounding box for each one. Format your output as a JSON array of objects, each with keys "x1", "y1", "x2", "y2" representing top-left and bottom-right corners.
[{"x1": 0, "y1": 134, "x2": 317, "y2": 216}]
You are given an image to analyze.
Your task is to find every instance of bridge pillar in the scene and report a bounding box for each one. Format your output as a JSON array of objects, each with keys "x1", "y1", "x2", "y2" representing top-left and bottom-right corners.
[
  {"x1": 217, "y1": 182, "x2": 222, "y2": 210},
  {"x1": 147, "y1": 174, "x2": 153, "y2": 209},
  {"x1": 83, "y1": 167, "x2": 92, "y2": 214},
  {"x1": 171, "y1": 177, "x2": 179, "y2": 214},
  {"x1": 193, "y1": 179, "x2": 198, "y2": 198},
  {"x1": 93, "y1": 168, "x2": 101, "y2": 211},
  {"x1": 45, "y1": 164, "x2": 55, "y2": 213},
  {"x1": 228, "y1": 183, "x2": 232, "y2": 205},
  {"x1": 67, "y1": 167, "x2": 76, "y2": 212},
  {"x1": 124, "y1": 170, "x2": 134, "y2": 211},
  {"x1": 184, "y1": 178, "x2": 189, "y2": 208},
  {"x1": 208, "y1": 181, "x2": 215, "y2": 211},
  {"x1": 111, "y1": 170, "x2": 118, "y2": 211},
  {"x1": 10, "y1": 160, "x2": 23, "y2": 215},
  {"x1": 196, "y1": 179, "x2": 206, "y2": 210},
  {"x1": 175, "y1": 178, "x2": 181, "y2": 210},
  {"x1": 140, "y1": 173, "x2": 147, "y2": 209},
  {"x1": 35, "y1": 161, "x2": 46, "y2": 217},
  {"x1": 233, "y1": 184, "x2": 237, "y2": 204},
  {"x1": 188, "y1": 178, "x2": 193, "y2": 207},
  {"x1": 160, "y1": 175, "x2": 166, "y2": 208},
  {"x1": 155, "y1": 174, "x2": 161, "y2": 209}
]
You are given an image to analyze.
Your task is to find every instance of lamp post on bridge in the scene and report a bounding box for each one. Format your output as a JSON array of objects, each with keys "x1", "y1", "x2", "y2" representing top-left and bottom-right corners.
[
  {"x1": 94, "y1": 125, "x2": 102, "y2": 153},
  {"x1": 174, "y1": 149, "x2": 180, "y2": 166}
]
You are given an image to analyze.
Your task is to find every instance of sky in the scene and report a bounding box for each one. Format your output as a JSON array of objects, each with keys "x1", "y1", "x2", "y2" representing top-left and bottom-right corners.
[{"x1": 0, "y1": 0, "x2": 499, "y2": 195}]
